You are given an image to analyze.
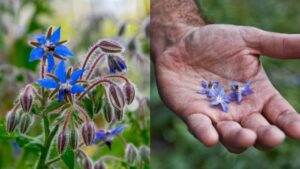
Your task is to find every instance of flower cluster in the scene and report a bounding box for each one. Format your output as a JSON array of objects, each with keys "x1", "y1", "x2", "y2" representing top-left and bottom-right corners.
[
  {"x1": 198, "y1": 80, "x2": 253, "y2": 112},
  {"x1": 5, "y1": 26, "x2": 147, "y2": 169}
]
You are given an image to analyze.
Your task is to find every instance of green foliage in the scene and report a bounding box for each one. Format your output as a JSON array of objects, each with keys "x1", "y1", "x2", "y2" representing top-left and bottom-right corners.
[{"x1": 61, "y1": 146, "x2": 75, "y2": 169}]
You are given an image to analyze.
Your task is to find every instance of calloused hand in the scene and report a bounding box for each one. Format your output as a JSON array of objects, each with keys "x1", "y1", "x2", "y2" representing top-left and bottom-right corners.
[{"x1": 155, "y1": 24, "x2": 300, "y2": 153}]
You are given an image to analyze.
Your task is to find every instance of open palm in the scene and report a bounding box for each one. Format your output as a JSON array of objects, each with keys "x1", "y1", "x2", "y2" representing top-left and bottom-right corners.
[{"x1": 155, "y1": 24, "x2": 300, "y2": 153}]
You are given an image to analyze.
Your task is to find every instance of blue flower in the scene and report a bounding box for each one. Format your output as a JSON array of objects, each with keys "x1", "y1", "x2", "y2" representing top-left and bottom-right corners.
[
  {"x1": 107, "y1": 55, "x2": 127, "y2": 74},
  {"x1": 230, "y1": 81, "x2": 253, "y2": 103},
  {"x1": 36, "y1": 61, "x2": 85, "y2": 102},
  {"x1": 211, "y1": 87, "x2": 231, "y2": 112},
  {"x1": 94, "y1": 125, "x2": 125, "y2": 150},
  {"x1": 29, "y1": 26, "x2": 73, "y2": 72},
  {"x1": 198, "y1": 81, "x2": 219, "y2": 98}
]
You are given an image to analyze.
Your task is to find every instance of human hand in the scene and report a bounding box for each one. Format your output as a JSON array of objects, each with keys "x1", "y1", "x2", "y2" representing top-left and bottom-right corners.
[{"x1": 154, "y1": 24, "x2": 300, "y2": 153}]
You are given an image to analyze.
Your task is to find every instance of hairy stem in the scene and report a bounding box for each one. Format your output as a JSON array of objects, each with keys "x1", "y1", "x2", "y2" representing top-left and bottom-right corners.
[
  {"x1": 81, "y1": 45, "x2": 99, "y2": 75},
  {"x1": 85, "y1": 54, "x2": 105, "y2": 80},
  {"x1": 35, "y1": 122, "x2": 59, "y2": 169},
  {"x1": 77, "y1": 78, "x2": 112, "y2": 100},
  {"x1": 103, "y1": 74, "x2": 129, "y2": 83}
]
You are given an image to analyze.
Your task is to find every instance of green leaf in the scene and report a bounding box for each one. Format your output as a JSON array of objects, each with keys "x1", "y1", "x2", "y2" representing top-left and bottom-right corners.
[
  {"x1": 82, "y1": 97, "x2": 94, "y2": 119},
  {"x1": 42, "y1": 101, "x2": 64, "y2": 114},
  {"x1": 92, "y1": 85, "x2": 105, "y2": 114},
  {"x1": 16, "y1": 135, "x2": 42, "y2": 155},
  {"x1": 61, "y1": 145, "x2": 75, "y2": 169}
]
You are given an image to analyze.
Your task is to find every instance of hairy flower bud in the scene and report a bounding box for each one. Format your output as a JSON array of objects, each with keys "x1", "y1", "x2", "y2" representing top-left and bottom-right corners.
[
  {"x1": 82, "y1": 122, "x2": 95, "y2": 146},
  {"x1": 6, "y1": 111, "x2": 19, "y2": 133},
  {"x1": 108, "y1": 83, "x2": 125, "y2": 111},
  {"x1": 69, "y1": 129, "x2": 79, "y2": 149},
  {"x1": 115, "y1": 108, "x2": 124, "y2": 121},
  {"x1": 139, "y1": 145, "x2": 150, "y2": 163},
  {"x1": 98, "y1": 40, "x2": 123, "y2": 53},
  {"x1": 94, "y1": 161, "x2": 106, "y2": 169},
  {"x1": 123, "y1": 82, "x2": 135, "y2": 105},
  {"x1": 20, "y1": 114, "x2": 32, "y2": 134},
  {"x1": 103, "y1": 99, "x2": 114, "y2": 123},
  {"x1": 57, "y1": 130, "x2": 67, "y2": 154},
  {"x1": 125, "y1": 143, "x2": 138, "y2": 166},
  {"x1": 84, "y1": 158, "x2": 93, "y2": 169},
  {"x1": 20, "y1": 84, "x2": 33, "y2": 113}
]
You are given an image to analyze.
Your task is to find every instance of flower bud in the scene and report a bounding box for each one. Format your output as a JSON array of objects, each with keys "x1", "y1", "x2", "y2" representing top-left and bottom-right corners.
[
  {"x1": 20, "y1": 84, "x2": 33, "y2": 113},
  {"x1": 125, "y1": 143, "x2": 138, "y2": 166},
  {"x1": 139, "y1": 145, "x2": 150, "y2": 163},
  {"x1": 103, "y1": 99, "x2": 114, "y2": 123},
  {"x1": 115, "y1": 108, "x2": 124, "y2": 121},
  {"x1": 69, "y1": 129, "x2": 79, "y2": 149},
  {"x1": 94, "y1": 161, "x2": 106, "y2": 169},
  {"x1": 20, "y1": 114, "x2": 32, "y2": 134},
  {"x1": 107, "y1": 55, "x2": 127, "y2": 74},
  {"x1": 123, "y1": 82, "x2": 135, "y2": 105},
  {"x1": 108, "y1": 83, "x2": 125, "y2": 111},
  {"x1": 6, "y1": 111, "x2": 19, "y2": 133},
  {"x1": 98, "y1": 40, "x2": 123, "y2": 53},
  {"x1": 82, "y1": 122, "x2": 95, "y2": 146},
  {"x1": 57, "y1": 130, "x2": 67, "y2": 154},
  {"x1": 84, "y1": 158, "x2": 93, "y2": 169}
]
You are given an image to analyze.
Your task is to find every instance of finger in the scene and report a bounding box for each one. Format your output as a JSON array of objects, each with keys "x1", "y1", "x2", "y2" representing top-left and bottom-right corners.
[
  {"x1": 241, "y1": 113, "x2": 285, "y2": 150},
  {"x1": 263, "y1": 93, "x2": 300, "y2": 139},
  {"x1": 186, "y1": 114, "x2": 219, "y2": 147},
  {"x1": 217, "y1": 121, "x2": 256, "y2": 153},
  {"x1": 256, "y1": 28, "x2": 300, "y2": 59}
]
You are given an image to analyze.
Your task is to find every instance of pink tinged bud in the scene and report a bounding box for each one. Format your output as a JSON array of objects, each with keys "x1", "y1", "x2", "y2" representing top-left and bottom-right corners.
[
  {"x1": 108, "y1": 83, "x2": 125, "y2": 111},
  {"x1": 125, "y1": 143, "x2": 138, "y2": 166},
  {"x1": 115, "y1": 108, "x2": 124, "y2": 121},
  {"x1": 20, "y1": 84, "x2": 34, "y2": 113},
  {"x1": 94, "y1": 161, "x2": 106, "y2": 169},
  {"x1": 84, "y1": 158, "x2": 93, "y2": 169},
  {"x1": 69, "y1": 129, "x2": 79, "y2": 149},
  {"x1": 57, "y1": 130, "x2": 67, "y2": 154},
  {"x1": 123, "y1": 82, "x2": 135, "y2": 105},
  {"x1": 82, "y1": 122, "x2": 95, "y2": 146},
  {"x1": 98, "y1": 40, "x2": 123, "y2": 53},
  {"x1": 20, "y1": 114, "x2": 32, "y2": 134},
  {"x1": 103, "y1": 100, "x2": 114, "y2": 123},
  {"x1": 6, "y1": 111, "x2": 19, "y2": 133}
]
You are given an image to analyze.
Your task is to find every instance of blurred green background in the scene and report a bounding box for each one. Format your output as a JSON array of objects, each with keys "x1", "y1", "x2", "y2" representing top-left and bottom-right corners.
[
  {"x1": 0, "y1": 0, "x2": 150, "y2": 168},
  {"x1": 151, "y1": 0, "x2": 300, "y2": 169}
]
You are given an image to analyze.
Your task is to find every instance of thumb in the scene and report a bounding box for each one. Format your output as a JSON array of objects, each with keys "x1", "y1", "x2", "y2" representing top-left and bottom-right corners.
[{"x1": 245, "y1": 27, "x2": 300, "y2": 59}]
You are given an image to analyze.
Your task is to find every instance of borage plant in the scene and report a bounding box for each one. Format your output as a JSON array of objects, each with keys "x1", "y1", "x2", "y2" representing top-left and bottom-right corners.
[{"x1": 6, "y1": 26, "x2": 149, "y2": 169}]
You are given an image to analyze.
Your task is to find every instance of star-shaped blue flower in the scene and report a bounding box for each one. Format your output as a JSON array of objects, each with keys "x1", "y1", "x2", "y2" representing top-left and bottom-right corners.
[
  {"x1": 198, "y1": 80, "x2": 219, "y2": 98},
  {"x1": 36, "y1": 61, "x2": 85, "y2": 102},
  {"x1": 230, "y1": 81, "x2": 253, "y2": 103},
  {"x1": 211, "y1": 87, "x2": 231, "y2": 112},
  {"x1": 94, "y1": 125, "x2": 125, "y2": 150},
  {"x1": 107, "y1": 55, "x2": 127, "y2": 74},
  {"x1": 29, "y1": 26, "x2": 73, "y2": 72}
]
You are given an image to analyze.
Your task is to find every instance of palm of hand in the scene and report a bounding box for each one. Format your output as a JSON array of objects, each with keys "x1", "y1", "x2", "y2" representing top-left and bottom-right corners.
[{"x1": 155, "y1": 24, "x2": 300, "y2": 153}]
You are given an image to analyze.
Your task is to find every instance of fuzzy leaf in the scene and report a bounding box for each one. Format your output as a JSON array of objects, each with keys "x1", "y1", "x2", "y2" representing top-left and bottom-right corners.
[
  {"x1": 42, "y1": 101, "x2": 64, "y2": 114},
  {"x1": 61, "y1": 145, "x2": 75, "y2": 169},
  {"x1": 81, "y1": 97, "x2": 94, "y2": 119},
  {"x1": 92, "y1": 85, "x2": 105, "y2": 114}
]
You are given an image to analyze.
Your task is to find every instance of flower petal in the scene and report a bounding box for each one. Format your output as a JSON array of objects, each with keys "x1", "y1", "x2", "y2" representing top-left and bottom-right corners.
[
  {"x1": 197, "y1": 89, "x2": 207, "y2": 94},
  {"x1": 244, "y1": 80, "x2": 252, "y2": 88},
  {"x1": 54, "y1": 45, "x2": 73, "y2": 57},
  {"x1": 49, "y1": 26, "x2": 61, "y2": 43},
  {"x1": 47, "y1": 55, "x2": 55, "y2": 73},
  {"x1": 211, "y1": 100, "x2": 219, "y2": 105},
  {"x1": 70, "y1": 84, "x2": 86, "y2": 94},
  {"x1": 37, "y1": 35, "x2": 46, "y2": 45},
  {"x1": 111, "y1": 125, "x2": 125, "y2": 136},
  {"x1": 208, "y1": 89, "x2": 216, "y2": 98},
  {"x1": 55, "y1": 61, "x2": 67, "y2": 83},
  {"x1": 212, "y1": 82, "x2": 219, "y2": 88},
  {"x1": 29, "y1": 48, "x2": 44, "y2": 61},
  {"x1": 201, "y1": 80, "x2": 208, "y2": 88},
  {"x1": 69, "y1": 69, "x2": 85, "y2": 85},
  {"x1": 237, "y1": 93, "x2": 243, "y2": 103},
  {"x1": 94, "y1": 131, "x2": 106, "y2": 143},
  {"x1": 220, "y1": 102, "x2": 228, "y2": 112},
  {"x1": 243, "y1": 88, "x2": 253, "y2": 95},
  {"x1": 58, "y1": 90, "x2": 65, "y2": 102},
  {"x1": 36, "y1": 78, "x2": 59, "y2": 88}
]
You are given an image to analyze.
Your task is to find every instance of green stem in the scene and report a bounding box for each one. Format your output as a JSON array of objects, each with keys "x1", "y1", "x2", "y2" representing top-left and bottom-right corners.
[{"x1": 35, "y1": 122, "x2": 59, "y2": 169}]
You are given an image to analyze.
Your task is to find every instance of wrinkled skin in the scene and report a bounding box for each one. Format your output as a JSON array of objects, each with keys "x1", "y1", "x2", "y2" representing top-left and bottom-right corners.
[{"x1": 155, "y1": 24, "x2": 300, "y2": 153}]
